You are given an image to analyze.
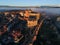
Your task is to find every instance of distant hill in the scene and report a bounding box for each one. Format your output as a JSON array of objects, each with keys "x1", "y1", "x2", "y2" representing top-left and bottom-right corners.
[
  {"x1": 40, "y1": 6, "x2": 60, "y2": 8},
  {"x1": 0, "y1": 5, "x2": 60, "y2": 8},
  {"x1": 0, "y1": 6, "x2": 40, "y2": 8}
]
